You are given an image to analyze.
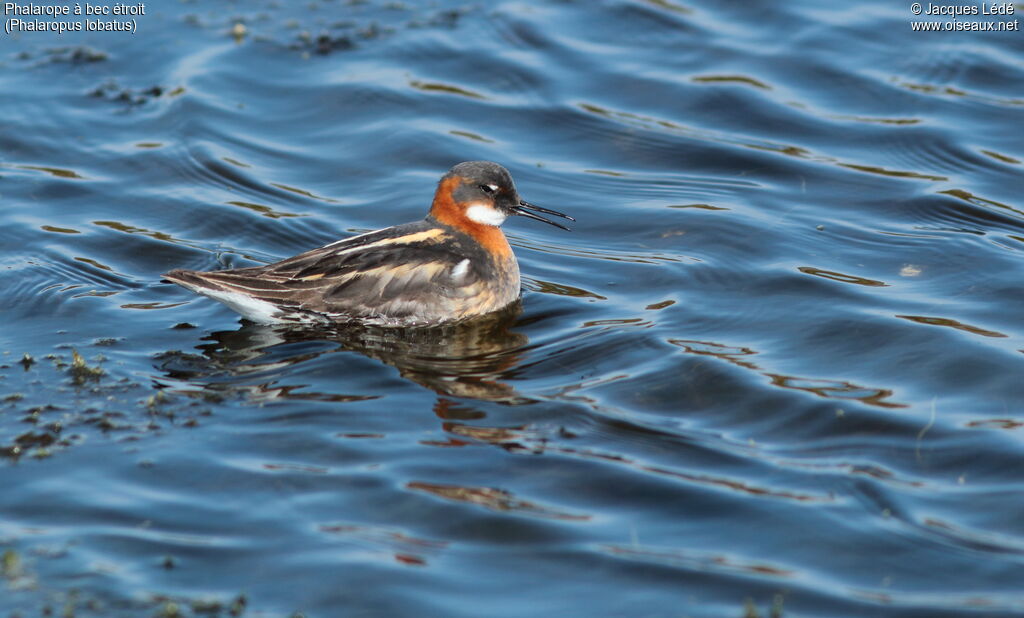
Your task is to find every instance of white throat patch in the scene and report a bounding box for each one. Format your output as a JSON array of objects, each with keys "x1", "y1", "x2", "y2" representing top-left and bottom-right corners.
[{"x1": 465, "y1": 203, "x2": 507, "y2": 227}]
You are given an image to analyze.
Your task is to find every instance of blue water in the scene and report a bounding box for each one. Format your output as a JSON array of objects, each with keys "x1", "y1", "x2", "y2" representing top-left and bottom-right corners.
[{"x1": 3, "y1": 1, "x2": 1024, "y2": 616}]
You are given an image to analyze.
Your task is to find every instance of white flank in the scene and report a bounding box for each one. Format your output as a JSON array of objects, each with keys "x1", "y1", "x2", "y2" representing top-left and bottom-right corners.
[
  {"x1": 451, "y1": 258, "x2": 470, "y2": 280},
  {"x1": 466, "y1": 203, "x2": 507, "y2": 226},
  {"x1": 196, "y1": 287, "x2": 283, "y2": 323}
]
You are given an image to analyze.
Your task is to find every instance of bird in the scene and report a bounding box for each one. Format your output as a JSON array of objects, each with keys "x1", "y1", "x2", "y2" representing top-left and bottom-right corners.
[{"x1": 163, "y1": 161, "x2": 574, "y2": 326}]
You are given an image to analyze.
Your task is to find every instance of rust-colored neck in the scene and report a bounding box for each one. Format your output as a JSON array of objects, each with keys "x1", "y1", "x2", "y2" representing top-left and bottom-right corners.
[{"x1": 429, "y1": 176, "x2": 512, "y2": 259}]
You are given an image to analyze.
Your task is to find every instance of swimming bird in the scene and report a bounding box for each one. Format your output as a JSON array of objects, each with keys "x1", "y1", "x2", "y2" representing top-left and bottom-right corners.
[{"x1": 163, "y1": 161, "x2": 573, "y2": 325}]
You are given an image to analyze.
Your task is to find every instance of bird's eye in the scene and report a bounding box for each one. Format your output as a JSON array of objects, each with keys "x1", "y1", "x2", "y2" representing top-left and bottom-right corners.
[{"x1": 479, "y1": 184, "x2": 497, "y2": 195}]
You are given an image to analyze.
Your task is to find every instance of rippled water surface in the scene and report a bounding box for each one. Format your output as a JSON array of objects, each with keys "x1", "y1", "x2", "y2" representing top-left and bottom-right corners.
[{"x1": 3, "y1": 1, "x2": 1024, "y2": 616}]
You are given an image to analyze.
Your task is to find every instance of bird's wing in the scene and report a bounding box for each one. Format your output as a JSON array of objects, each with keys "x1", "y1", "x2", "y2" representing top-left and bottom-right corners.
[{"x1": 165, "y1": 223, "x2": 486, "y2": 320}]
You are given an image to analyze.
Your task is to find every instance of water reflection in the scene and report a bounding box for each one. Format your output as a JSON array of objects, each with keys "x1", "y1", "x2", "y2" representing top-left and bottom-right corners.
[
  {"x1": 669, "y1": 339, "x2": 906, "y2": 408},
  {"x1": 407, "y1": 482, "x2": 591, "y2": 521},
  {"x1": 156, "y1": 303, "x2": 530, "y2": 404}
]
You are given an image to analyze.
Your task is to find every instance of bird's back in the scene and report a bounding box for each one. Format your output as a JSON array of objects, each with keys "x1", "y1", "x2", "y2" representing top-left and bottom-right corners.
[{"x1": 163, "y1": 218, "x2": 520, "y2": 325}]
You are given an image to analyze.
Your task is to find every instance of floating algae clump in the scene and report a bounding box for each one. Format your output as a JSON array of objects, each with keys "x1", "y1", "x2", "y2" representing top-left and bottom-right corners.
[{"x1": 69, "y1": 349, "x2": 104, "y2": 385}]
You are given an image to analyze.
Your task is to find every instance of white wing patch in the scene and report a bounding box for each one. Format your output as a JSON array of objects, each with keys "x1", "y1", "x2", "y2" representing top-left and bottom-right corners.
[
  {"x1": 451, "y1": 258, "x2": 471, "y2": 280},
  {"x1": 466, "y1": 203, "x2": 507, "y2": 227}
]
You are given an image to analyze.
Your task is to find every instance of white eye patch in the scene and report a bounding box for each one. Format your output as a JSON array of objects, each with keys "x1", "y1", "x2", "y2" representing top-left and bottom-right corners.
[{"x1": 466, "y1": 203, "x2": 507, "y2": 226}]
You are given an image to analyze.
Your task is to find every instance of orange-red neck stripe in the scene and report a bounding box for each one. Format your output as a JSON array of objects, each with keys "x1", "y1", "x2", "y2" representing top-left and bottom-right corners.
[{"x1": 429, "y1": 176, "x2": 512, "y2": 259}]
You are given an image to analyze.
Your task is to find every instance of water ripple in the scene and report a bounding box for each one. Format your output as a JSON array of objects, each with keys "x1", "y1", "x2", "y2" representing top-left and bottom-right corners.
[{"x1": 3, "y1": 0, "x2": 1024, "y2": 616}]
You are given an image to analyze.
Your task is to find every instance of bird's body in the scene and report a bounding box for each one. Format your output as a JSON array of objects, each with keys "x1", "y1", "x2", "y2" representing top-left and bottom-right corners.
[{"x1": 163, "y1": 161, "x2": 572, "y2": 326}]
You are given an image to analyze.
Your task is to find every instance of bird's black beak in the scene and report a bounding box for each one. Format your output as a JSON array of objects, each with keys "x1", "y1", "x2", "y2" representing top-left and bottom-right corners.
[{"x1": 513, "y1": 200, "x2": 574, "y2": 231}]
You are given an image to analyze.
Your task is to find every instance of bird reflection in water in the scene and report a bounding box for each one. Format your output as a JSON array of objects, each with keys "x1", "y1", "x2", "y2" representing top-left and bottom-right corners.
[{"x1": 156, "y1": 301, "x2": 531, "y2": 406}]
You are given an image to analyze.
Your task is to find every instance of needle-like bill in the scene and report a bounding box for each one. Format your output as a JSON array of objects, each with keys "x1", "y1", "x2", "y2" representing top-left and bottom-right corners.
[{"x1": 514, "y1": 200, "x2": 575, "y2": 231}]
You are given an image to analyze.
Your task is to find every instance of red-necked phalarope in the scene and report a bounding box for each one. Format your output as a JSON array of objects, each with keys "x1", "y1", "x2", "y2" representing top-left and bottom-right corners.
[{"x1": 163, "y1": 161, "x2": 573, "y2": 325}]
